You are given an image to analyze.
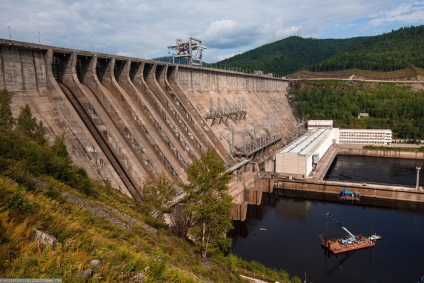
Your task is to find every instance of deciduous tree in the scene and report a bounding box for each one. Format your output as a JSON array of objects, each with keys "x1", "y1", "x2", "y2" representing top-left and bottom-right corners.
[
  {"x1": 141, "y1": 172, "x2": 176, "y2": 217},
  {"x1": 183, "y1": 148, "x2": 233, "y2": 257}
]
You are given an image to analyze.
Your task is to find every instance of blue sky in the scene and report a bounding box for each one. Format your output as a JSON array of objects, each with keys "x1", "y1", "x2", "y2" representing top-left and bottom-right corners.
[{"x1": 1, "y1": 0, "x2": 423, "y2": 62}]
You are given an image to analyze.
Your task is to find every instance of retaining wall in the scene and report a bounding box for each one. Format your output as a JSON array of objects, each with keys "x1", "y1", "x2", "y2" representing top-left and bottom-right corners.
[
  {"x1": 266, "y1": 178, "x2": 424, "y2": 203},
  {"x1": 339, "y1": 148, "x2": 424, "y2": 159}
]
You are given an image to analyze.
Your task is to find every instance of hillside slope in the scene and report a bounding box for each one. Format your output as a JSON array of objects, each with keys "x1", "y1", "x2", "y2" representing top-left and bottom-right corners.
[
  {"x1": 308, "y1": 25, "x2": 424, "y2": 72},
  {"x1": 218, "y1": 36, "x2": 365, "y2": 75},
  {"x1": 218, "y1": 25, "x2": 424, "y2": 77}
]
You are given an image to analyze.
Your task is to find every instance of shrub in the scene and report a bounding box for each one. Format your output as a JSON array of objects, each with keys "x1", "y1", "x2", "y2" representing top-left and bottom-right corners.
[
  {"x1": 6, "y1": 170, "x2": 36, "y2": 191},
  {"x1": 5, "y1": 191, "x2": 33, "y2": 214},
  {"x1": 0, "y1": 222, "x2": 7, "y2": 244},
  {"x1": 44, "y1": 185, "x2": 63, "y2": 203}
]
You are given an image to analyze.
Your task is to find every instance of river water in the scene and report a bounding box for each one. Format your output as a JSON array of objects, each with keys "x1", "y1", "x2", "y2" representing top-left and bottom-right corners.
[{"x1": 231, "y1": 156, "x2": 424, "y2": 283}]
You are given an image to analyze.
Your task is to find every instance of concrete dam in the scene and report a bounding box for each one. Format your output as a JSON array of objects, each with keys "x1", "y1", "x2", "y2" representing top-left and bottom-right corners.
[{"x1": 0, "y1": 39, "x2": 297, "y2": 219}]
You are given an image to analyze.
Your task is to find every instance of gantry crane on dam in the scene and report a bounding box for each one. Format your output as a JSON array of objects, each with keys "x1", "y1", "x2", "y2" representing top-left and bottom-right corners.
[{"x1": 167, "y1": 37, "x2": 207, "y2": 66}]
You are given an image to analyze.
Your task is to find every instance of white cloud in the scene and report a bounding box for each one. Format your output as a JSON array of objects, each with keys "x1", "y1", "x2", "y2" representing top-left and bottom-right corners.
[
  {"x1": 215, "y1": 50, "x2": 245, "y2": 61},
  {"x1": 369, "y1": 1, "x2": 424, "y2": 26},
  {"x1": 0, "y1": 0, "x2": 422, "y2": 62},
  {"x1": 201, "y1": 20, "x2": 260, "y2": 49}
]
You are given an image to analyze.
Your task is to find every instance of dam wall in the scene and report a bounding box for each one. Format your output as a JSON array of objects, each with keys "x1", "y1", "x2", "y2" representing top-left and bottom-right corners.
[
  {"x1": 176, "y1": 66, "x2": 297, "y2": 157},
  {"x1": 0, "y1": 39, "x2": 297, "y2": 220}
]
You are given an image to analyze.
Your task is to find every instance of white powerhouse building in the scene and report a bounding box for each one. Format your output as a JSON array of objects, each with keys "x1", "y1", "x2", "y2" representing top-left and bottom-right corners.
[
  {"x1": 274, "y1": 120, "x2": 392, "y2": 177},
  {"x1": 275, "y1": 128, "x2": 338, "y2": 178}
]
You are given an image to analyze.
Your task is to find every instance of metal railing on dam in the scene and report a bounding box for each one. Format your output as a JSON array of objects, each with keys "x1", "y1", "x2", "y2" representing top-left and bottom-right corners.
[{"x1": 0, "y1": 38, "x2": 298, "y2": 220}]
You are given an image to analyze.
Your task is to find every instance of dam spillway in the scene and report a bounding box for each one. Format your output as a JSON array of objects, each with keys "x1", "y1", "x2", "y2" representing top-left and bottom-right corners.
[{"x1": 0, "y1": 39, "x2": 297, "y2": 219}]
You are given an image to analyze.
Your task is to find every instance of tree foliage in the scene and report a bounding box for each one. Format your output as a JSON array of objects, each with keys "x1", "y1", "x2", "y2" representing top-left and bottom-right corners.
[
  {"x1": 51, "y1": 133, "x2": 69, "y2": 159},
  {"x1": 290, "y1": 80, "x2": 424, "y2": 139},
  {"x1": 218, "y1": 36, "x2": 364, "y2": 75},
  {"x1": 308, "y1": 26, "x2": 424, "y2": 72},
  {"x1": 183, "y1": 148, "x2": 233, "y2": 257},
  {"x1": 141, "y1": 172, "x2": 176, "y2": 216},
  {"x1": 0, "y1": 89, "x2": 14, "y2": 129},
  {"x1": 16, "y1": 104, "x2": 46, "y2": 144},
  {"x1": 0, "y1": 99, "x2": 94, "y2": 195}
]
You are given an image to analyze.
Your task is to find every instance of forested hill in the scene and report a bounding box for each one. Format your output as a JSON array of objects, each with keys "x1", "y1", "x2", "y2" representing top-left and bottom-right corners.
[
  {"x1": 217, "y1": 36, "x2": 366, "y2": 75},
  {"x1": 308, "y1": 25, "x2": 424, "y2": 72},
  {"x1": 217, "y1": 25, "x2": 424, "y2": 76}
]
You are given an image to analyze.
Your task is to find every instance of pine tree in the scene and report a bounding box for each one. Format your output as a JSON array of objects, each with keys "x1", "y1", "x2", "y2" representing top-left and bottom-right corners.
[
  {"x1": 16, "y1": 104, "x2": 46, "y2": 144},
  {"x1": 51, "y1": 133, "x2": 69, "y2": 159},
  {"x1": 0, "y1": 89, "x2": 14, "y2": 129}
]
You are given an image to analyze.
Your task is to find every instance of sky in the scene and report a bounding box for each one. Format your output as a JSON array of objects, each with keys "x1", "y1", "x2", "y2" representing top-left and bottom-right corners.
[{"x1": 1, "y1": 0, "x2": 423, "y2": 63}]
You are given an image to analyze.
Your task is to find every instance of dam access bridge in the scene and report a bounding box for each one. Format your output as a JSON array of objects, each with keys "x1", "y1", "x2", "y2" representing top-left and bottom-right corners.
[{"x1": 0, "y1": 38, "x2": 298, "y2": 221}]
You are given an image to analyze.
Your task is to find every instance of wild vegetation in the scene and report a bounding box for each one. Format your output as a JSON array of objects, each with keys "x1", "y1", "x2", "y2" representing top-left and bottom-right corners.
[
  {"x1": 0, "y1": 89, "x2": 300, "y2": 282},
  {"x1": 289, "y1": 81, "x2": 424, "y2": 139}
]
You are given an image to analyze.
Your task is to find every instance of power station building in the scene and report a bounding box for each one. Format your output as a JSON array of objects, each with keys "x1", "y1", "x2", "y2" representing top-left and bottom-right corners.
[
  {"x1": 274, "y1": 120, "x2": 392, "y2": 178},
  {"x1": 275, "y1": 128, "x2": 338, "y2": 178}
]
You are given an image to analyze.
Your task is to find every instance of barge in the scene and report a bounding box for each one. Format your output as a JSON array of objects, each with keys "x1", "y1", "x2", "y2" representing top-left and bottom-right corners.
[
  {"x1": 322, "y1": 235, "x2": 376, "y2": 254},
  {"x1": 322, "y1": 213, "x2": 376, "y2": 254}
]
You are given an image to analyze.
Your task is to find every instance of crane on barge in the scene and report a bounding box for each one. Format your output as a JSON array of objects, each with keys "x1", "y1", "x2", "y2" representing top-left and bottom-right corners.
[
  {"x1": 325, "y1": 212, "x2": 356, "y2": 243},
  {"x1": 322, "y1": 212, "x2": 376, "y2": 254}
]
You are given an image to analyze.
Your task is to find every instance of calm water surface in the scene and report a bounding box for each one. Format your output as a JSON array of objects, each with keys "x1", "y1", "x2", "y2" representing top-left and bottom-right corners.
[
  {"x1": 231, "y1": 156, "x2": 424, "y2": 283},
  {"x1": 325, "y1": 155, "x2": 424, "y2": 187}
]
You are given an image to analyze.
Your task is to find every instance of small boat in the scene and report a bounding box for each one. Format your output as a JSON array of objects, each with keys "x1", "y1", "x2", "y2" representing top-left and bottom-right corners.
[
  {"x1": 339, "y1": 190, "x2": 360, "y2": 203},
  {"x1": 259, "y1": 228, "x2": 267, "y2": 231},
  {"x1": 368, "y1": 233, "x2": 381, "y2": 241}
]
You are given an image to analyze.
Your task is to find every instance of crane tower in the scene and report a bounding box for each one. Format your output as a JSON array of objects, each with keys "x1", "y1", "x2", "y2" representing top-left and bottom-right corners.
[{"x1": 168, "y1": 37, "x2": 207, "y2": 66}]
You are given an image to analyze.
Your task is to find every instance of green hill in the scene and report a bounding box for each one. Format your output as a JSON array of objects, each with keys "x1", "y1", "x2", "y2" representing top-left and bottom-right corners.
[
  {"x1": 218, "y1": 36, "x2": 365, "y2": 75},
  {"x1": 309, "y1": 26, "x2": 424, "y2": 72},
  {"x1": 217, "y1": 25, "x2": 424, "y2": 76}
]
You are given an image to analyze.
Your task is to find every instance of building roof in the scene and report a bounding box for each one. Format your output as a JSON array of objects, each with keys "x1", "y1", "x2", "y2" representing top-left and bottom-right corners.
[
  {"x1": 339, "y1": 129, "x2": 392, "y2": 133},
  {"x1": 307, "y1": 120, "x2": 333, "y2": 128},
  {"x1": 280, "y1": 128, "x2": 330, "y2": 155}
]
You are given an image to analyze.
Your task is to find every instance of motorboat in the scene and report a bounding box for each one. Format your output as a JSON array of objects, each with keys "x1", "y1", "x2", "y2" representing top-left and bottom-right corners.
[{"x1": 368, "y1": 233, "x2": 381, "y2": 241}]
